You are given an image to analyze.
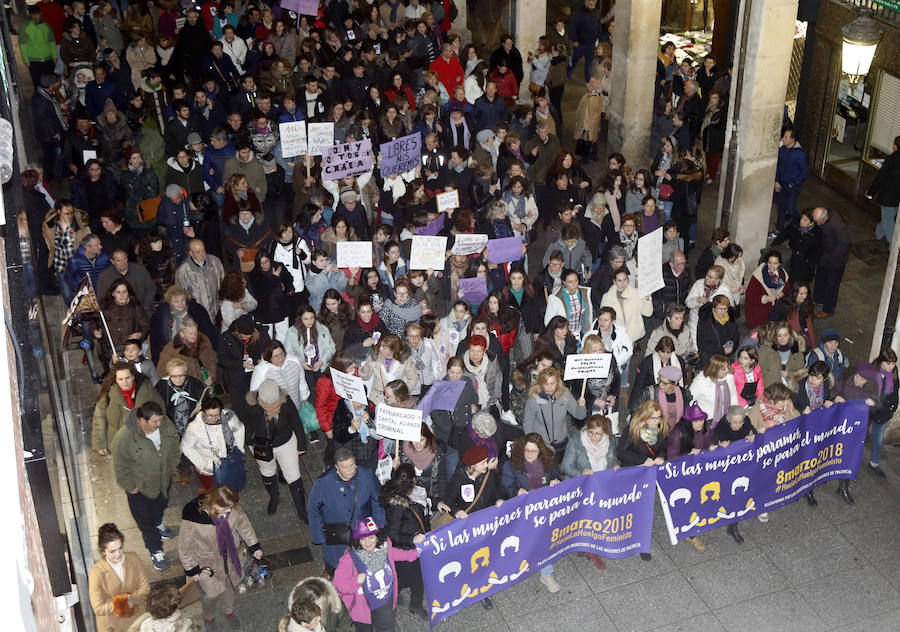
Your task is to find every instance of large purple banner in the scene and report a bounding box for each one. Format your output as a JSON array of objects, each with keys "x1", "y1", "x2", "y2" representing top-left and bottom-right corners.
[
  {"x1": 656, "y1": 400, "x2": 868, "y2": 543},
  {"x1": 417, "y1": 466, "x2": 656, "y2": 624}
]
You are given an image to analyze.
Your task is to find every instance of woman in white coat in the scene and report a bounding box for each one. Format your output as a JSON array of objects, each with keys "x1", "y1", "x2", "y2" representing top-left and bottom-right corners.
[
  {"x1": 689, "y1": 354, "x2": 739, "y2": 427},
  {"x1": 713, "y1": 243, "x2": 746, "y2": 307},
  {"x1": 285, "y1": 306, "x2": 337, "y2": 398},
  {"x1": 180, "y1": 396, "x2": 245, "y2": 491},
  {"x1": 250, "y1": 340, "x2": 310, "y2": 409},
  {"x1": 600, "y1": 268, "x2": 653, "y2": 343}
]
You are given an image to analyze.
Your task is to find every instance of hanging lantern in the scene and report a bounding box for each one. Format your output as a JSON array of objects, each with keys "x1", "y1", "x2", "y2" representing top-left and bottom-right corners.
[{"x1": 841, "y1": 9, "x2": 883, "y2": 84}]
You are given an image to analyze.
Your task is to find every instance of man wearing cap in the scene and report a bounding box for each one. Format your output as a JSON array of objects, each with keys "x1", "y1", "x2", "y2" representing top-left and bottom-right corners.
[
  {"x1": 308, "y1": 447, "x2": 384, "y2": 576},
  {"x1": 175, "y1": 239, "x2": 225, "y2": 321},
  {"x1": 807, "y1": 328, "x2": 848, "y2": 381},
  {"x1": 21, "y1": 5, "x2": 58, "y2": 91},
  {"x1": 157, "y1": 184, "x2": 195, "y2": 264}
]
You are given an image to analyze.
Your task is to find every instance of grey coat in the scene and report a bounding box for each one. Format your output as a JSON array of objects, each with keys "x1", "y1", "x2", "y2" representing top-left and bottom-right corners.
[
  {"x1": 542, "y1": 237, "x2": 592, "y2": 273},
  {"x1": 523, "y1": 391, "x2": 587, "y2": 447},
  {"x1": 561, "y1": 430, "x2": 618, "y2": 478}
]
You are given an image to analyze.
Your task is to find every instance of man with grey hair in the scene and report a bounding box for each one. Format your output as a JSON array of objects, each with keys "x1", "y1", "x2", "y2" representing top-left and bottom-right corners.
[
  {"x1": 175, "y1": 239, "x2": 224, "y2": 321},
  {"x1": 812, "y1": 206, "x2": 849, "y2": 319},
  {"x1": 307, "y1": 447, "x2": 384, "y2": 576},
  {"x1": 63, "y1": 233, "x2": 111, "y2": 293},
  {"x1": 653, "y1": 249, "x2": 691, "y2": 319},
  {"x1": 712, "y1": 405, "x2": 755, "y2": 544}
]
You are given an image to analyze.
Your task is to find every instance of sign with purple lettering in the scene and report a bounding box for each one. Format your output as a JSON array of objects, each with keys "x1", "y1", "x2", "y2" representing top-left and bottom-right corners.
[
  {"x1": 418, "y1": 466, "x2": 656, "y2": 624},
  {"x1": 457, "y1": 276, "x2": 487, "y2": 306},
  {"x1": 380, "y1": 132, "x2": 422, "y2": 177},
  {"x1": 417, "y1": 213, "x2": 444, "y2": 237},
  {"x1": 280, "y1": 0, "x2": 319, "y2": 17},
  {"x1": 486, "y1": 236, "x2": 524, "y2": 264},
  {"x1": 656, "y1": 400, "x2": 868, "y2": 543},
  {"x1": 322, "y1": 139, "x2": 373, "y2": 181}
]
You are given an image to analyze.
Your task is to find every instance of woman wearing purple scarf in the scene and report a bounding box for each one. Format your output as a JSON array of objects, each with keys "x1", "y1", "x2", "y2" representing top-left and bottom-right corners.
[
  {"x1": 865, "y1": 349, "x2": 899, "y2": 478},
  {"x1": 178, "y1": 485, "x2": 262, "y2": 630}
]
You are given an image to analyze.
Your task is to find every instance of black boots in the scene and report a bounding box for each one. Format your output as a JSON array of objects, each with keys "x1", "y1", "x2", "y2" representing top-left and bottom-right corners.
[
  {"x1": 262, "y1": 475, "x2": 279, "y2": 515},
  {"x1": 805, "y1": 491, "x2": 817, "y2": 507},
  {"x1": 289, "y1": 479, "x2": 309, "y2": 524},
  {"x1": 727, "y1": 523, "x2": 744, "y2": 544},
  {"x1": 836, "y1": 479, "x2": 854, "y2": 505}
]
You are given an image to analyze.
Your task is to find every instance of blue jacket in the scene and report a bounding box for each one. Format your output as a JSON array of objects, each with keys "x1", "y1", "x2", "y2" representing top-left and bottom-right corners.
[
  {"x1": 308, "y1": 466, "x2": 384, "y2": 567},
  {"x1": 277, "y1": 106, "x2": 304, "y2": 123},
  {"x1": 156, "y1": 197, "x2": 193, "y2": 263},
  {"x1": 807, "y1": 344, "x2": 848, "y2": 381},
  {"x1": 64, "y1": 246, "x2": 111, "y2": 292},
  {"x1": 775, "y1": 144, "x2": 809, "y2": 188},
  {"x1": 84, "y1": 80, "x2": 126, "y2": 119},
  {"x1": 202, "y1": 142, "x2": 236, "y2": 191},
  {"x1": 471, "y1": 94, "x2": 509, "y2": 132}
]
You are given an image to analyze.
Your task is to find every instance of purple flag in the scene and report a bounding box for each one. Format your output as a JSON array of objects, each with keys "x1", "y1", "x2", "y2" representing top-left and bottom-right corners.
[
  {"x1": 457, "y1": 277, "x2": 487, "y2": 306},
  {"x1": 418, "y1": 466, "x2": 656, "y2": 624},
  {"x1": 656, "y1": 400, "x2": 868, "y2": 543},
  {"x1": 417, "y1": 213, "x2": 444, "y2": 237},
  {"x1": 486, "y1": 236, "x2": 523, "y2": 264},
  {"x1": 417, "y1": 380, "x2": 466, "y2": 417},
  {"x1": 380, "y1": 132, "x2": 422, "y2": 177},
  {"x1": 280, "y1": 0, "x2": 319, "y2": 16}
]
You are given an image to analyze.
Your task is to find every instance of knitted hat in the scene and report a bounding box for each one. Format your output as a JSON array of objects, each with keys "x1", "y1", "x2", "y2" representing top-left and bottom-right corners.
[
  {"x1": 659, "y1": 365, "x2": 682, "y2": 383},
  {"x1": 351, "y1": 517, "x2": 379, "y2": 539},
  {"x1": 257, "y1": 379, "x2": 281, "y2": 405},
  {"x1": 234, "y1": 315, "x2": 256, "y2": 335},
  {"x1": 682, "y1": 404, "x2": 707, "y2": 422},
  {"x1": 165, "y1": 184, "x2": 182, "y2": 198},
  {"x1": 103, "y1": 98, "x2": 117, "y2": 115},
  {"x1": 462, "y1": 445, "x2": 489, "y2": 466},
  {"x1": 340, "y1": 189, "x2": 358, "y2": 204},
  {"x1": 822, "y1": 328, "x2": 840, "y2": 343},
  {"x1": 476, "y1": 129, "x2": 494, "y2": 144},
  {"x1": 186, "y1": 132, "x2": 203, "y2": 146}
]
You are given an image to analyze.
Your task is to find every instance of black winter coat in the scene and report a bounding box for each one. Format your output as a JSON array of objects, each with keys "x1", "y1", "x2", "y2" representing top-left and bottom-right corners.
[
  {"x1": 149, "y1": 299, "x2": 219, "y2": 361},
  {"x1": 381, "y1": 492, "x2": 430, "y2": 549},
  {"x1": 654, "y1": 264, "x2": 692, "y2": 318},
  {"x1": 867, "y1": 149, "x2": 900, "y2": 207},
  {"x1": 771, "y1": 219, "x2": 821, "y2": 285},
  {"x1": 445, "y1": 466, "x2": 502, "y2": 514},
  {"x1": 332, "y1": 400, "x2": 379, "y2": 470},
  {"x1": 696, "y1": 304, "x2": 739, "y2": 367},
  {"x1": 616, "y1": 432, "x2": 666, "y2": 467},
  {"x1": 218, "y1": 327, "x2": 271, "y2": 395},
  {"x1": 238, "y1": 393, "x2": 308, "y2": 451},
  {"x1": 247, "y1": 263, "x2": 294, "y2": 324}
]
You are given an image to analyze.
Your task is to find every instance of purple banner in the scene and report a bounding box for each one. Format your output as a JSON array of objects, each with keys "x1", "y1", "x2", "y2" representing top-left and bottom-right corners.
[
  {"x1": 380, "y1": 132, "x2": 422, "y2": 177},
  {"x1": 486, "y1": 236, "x2": 524, "y2": 264},
  {"x1": 417, "y1": 213, "x2": 444, "y2": 237},
  {"x1": 417, "y1": 380, "x2": 466, "y2": 417},
  {"x1": 280, "y1": 0, "x2": 319, "y2": 16},
  {"x1": 322, "y1": 139, "x2": 373, "y2": 181},
  {"x1": 656, "y1": 400, "x2": 868, "y2": 543},
  {"x1": 457, "y1": 277, "x2": 487, "y2": 306},
  {"x1": 418, "y1": 466, "x2": 656, "y2": 624}
]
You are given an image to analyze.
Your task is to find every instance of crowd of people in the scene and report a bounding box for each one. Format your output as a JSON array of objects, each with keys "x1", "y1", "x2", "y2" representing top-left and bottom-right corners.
[{"x1": 17, "y1": 0, "x2": 895, "y2": 630}]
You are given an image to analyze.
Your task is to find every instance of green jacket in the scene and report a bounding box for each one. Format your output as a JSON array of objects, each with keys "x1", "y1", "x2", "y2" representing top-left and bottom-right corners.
[
  {"x1": 91, "y1": 374, "x2": 164, "y2": 451},
  {"x1": 118, "y1": 165, "x2": 160, "y2": 231},
  {"x1": 20, "y1": 20, "x2": 57, "y2": 64},
  {"x1": 111, "y1": 407, "x2": 180, "y2": 499}
]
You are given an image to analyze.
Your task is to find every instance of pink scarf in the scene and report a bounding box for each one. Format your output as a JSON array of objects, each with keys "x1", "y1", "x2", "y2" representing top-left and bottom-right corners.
[{"x1": 657, "y1": 386, "x2": 684, "y2": 430}]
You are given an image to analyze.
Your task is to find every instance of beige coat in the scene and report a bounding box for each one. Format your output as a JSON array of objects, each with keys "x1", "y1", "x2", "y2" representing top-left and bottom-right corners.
[
  {"x1": 178, "y1": 501, "x2": 259, "y2": 598},
  {"x1": 41, "y1": 207, "x2": 92, "y2": 268},
  {"x1": 573, "y1": 91, "x2": 604, "y2": 142},
  {"x1": 600, "y1": 284, "x2": 654, "y2": 342},
  {"x1": 89, "y1": 552, "x2": 150, "y2": 632},
  {"x1": 758, "y1": 329, "x2": 807, "y2": 393}
]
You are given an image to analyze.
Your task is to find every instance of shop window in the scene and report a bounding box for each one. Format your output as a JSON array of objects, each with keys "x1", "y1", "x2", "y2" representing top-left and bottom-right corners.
[
  {"x1": 865, "y1": 71, "x2": 900, "y2": 168},
  {"x1": 825, "y1": 76, "x2": 870, "y2": 181}
]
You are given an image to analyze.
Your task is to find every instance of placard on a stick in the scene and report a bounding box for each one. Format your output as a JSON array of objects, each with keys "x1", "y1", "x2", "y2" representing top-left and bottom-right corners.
[
  {"x1": 409, "y1": 235, "x2": 448, "y2": 270},
  {"x1": 436, "y1": 190, "x2": 459, "y2": 213},
  {"x1": 279, "y1": 121, "x2": 307, "y2": 158},
  {"x1": 375, "y1": 404, "x2": 423, "y2": 441},
  {"x1": 563, "y1": 353, "x2": 612, "y2": 380}
]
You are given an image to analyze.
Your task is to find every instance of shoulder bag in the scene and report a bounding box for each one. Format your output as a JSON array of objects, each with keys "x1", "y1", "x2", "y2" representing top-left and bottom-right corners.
[
  {"x1": 251, "y1": 414, "x2": 274, "y2": 461},
  {"x1": 430, "y1": 470, "x2": 489, "y2": 530},
  {"x1": 208, "y1": 418, "x2": 246, "y2": 490},
  {"x1": 323, "y1": 478, "x2": 359, "y2": 546}
]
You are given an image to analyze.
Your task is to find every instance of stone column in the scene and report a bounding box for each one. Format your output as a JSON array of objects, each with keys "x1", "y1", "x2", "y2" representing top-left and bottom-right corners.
[
  {"x1": 717, "y1": 0, "x2": 799, "y2": 269},
  {"x1": 607, "y1": 0, "x2": 662, "y2": 168},
  {"x1": 453, "y1": 0, "x2": 471, "y2": 47},
  {"x1": 515, "y1": 0, "x2": 546, "y2": 103}
]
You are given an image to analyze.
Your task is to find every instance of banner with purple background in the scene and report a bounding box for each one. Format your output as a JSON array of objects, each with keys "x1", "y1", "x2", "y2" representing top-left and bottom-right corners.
[
  {"x1": 457, "y1": 277, "x2": 487, "y2": 306},
  {"x1": 380, "y1": 132, "x2": 422, "y2": 177},
  {"x1": 280, "y1": 0, "x2": 319, "y2": 16},
  {"x1": 322, "y1": 139, "x2": 372, "y2": 181},
  {"x1": 656, "y1": 400, "x2": 868, "y2": 543},
  {"x1": 486, "y1": 236, "x2": 523, "y2": 264},
  {"x1": 417, "y1": 466, "x2": 656, "y2": 624}
]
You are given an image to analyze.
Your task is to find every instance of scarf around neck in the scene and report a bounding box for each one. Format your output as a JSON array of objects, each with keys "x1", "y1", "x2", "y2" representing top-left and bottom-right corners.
[
  {"x1": 581, "y1": 428, "x2": 610, "y2": 471},
  {"x1": 357, "y1": 312, "x2": 381, "y2": 333},
  {"x1": 212, "y1": 512, "x2": 242, "y2": 577},
  {"x1": 468, "y1": 422, "x2": 498, "y2": 457}
]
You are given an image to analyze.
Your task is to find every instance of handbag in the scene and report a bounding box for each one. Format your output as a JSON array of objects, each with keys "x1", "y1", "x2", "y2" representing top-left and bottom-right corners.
[
  {"x1": 430, "y1": 470, "x2": 490, "y2": 530},
  {"x1": 324, "y1": 479, "x2": 359, "y2": 545},
  {"x1": 214, "y1": 447, "x2": 247, "y2": 490},
  {"x1": 299, "y1": 400, "x2": 320, "y2": 433},
  {"x1": 575, "y1": 131, "x2": 592, "y2": 157},
  {"x1": 227, "y1": 229, "x2": 272, "y2": 273},
  {"x1": 137, "y1": 196, "x2": 161, "y2": 222},
  {"x1": 659, "y1": 183, "x2": 674, "y2": 200},
  {"x1": 529, "y1": 81, "x2": 542, "y2": 95},
  {"x1": 251, "y1": 415, "x2": 274, "y2": 461}
]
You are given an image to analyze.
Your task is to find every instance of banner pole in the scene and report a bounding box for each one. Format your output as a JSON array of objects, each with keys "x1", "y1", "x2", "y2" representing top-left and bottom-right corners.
[{"x1": 581, "y1": 379, "x2": 587, "y2": 399}]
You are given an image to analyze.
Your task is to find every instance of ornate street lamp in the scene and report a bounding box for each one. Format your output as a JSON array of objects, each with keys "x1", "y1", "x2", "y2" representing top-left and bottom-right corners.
[{"x1": 841, "y1": 8, "x2": 884, "y2": 83}]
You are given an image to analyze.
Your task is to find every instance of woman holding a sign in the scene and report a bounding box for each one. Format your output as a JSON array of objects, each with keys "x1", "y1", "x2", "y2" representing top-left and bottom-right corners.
[
  {"x1": 573, "y1": 334, "x2": 622, "y2": 417},
  {"x1": 373, "y1": 281, "x2": 424, "y2": 337},
  {"x1": 286, "y1": 305, "x2": 337, "y2": 400},
  {"x1": 524, "y1": 366, "x2": 587, "y2": 461},
  {"x1": 360, "y1": 333, "x2": 419, "y2": 404}
]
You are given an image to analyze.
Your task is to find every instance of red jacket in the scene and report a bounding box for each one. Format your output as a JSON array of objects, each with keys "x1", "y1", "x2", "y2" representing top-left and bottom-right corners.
[
  {"x1": 489, "y1": 69, "x2": 519, "y2": 106},
  {"x1": 430, "y1": 55, "x2": 464, "y2": 94},
  {"x1": 315, "y1": 374, "x2": 340, "y2": 433},
  {"x1": 385, "y1": 84, "x2": 416, "y2": 111},
  {"x1": 40, "y1": 1, "x2": 66, "y2": 43}
]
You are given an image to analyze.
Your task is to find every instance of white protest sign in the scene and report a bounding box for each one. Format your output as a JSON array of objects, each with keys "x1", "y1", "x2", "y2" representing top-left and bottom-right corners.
[
  {"x1": 375, "y1": 404, "x2": 423, "y2": 441},
  {"x1": 436, "y1": 190, "x2": 459, "y2": 213},
  {"x1": 637, "y1": 227, "x2": 665, "y2": 298},
  {"x1": 451, "y1": 233, "x2": 488, "y2": 256},
  {"x1": 564, "y1": 353, "x2": 612, "y2": 380},
  {"x1": 409, "y1": 235, "x2": 448, "y2": 270},
  {"x1": 330, "y1": 368, "x2": 368, "y2": 405},
  {"x1": 307, "y1": 122, "x2": 335, "y2": 156},
  {"x1": 336, "y1": 241, "x2": 373, "y2": 268},
  {"x1": 279, "y1": 121, "x2": 307, "y2": 158},
  {"x1": 375, "y1": 455, "x2": 393, "y2": 484}
]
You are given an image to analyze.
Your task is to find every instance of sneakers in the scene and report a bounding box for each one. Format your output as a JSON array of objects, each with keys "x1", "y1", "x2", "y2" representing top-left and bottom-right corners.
[
  {"x1": 226, "y1": 613, "x2": 241, "y2": 629},
  {"x1": 500, "y1": 409, "x2": 518, "y2": 425},
  {"x1": 157, "y1": 524, "x2": 175, "y2": 540},
  {"x1": 757, "y1": 512, "x2": 769, "y2": 523},
  {"x1": 767, "y1": 231, "x2": 780, "y2": 240},
  {"x1": 539, "y1": 573, "x2": 561, "y2": 593},
  {"x1": 151, "y1": 550, "x2": 169, "y2": 571}
]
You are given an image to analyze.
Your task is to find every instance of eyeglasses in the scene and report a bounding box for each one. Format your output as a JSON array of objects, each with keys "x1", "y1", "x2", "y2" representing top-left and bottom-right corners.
[
  {"x1": 658, "y1": 379, "x2": 673, "y2": 386},
  {"x1": 649, "y1": 415, "x2": 663, "y2": 421}
]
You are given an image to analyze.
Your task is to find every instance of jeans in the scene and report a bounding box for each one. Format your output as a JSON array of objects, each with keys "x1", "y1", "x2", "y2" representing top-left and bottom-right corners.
[
  {"x1": 541, "y1": 564, "x2": 554, "y2": 577},
  {"x1": 354, "y1": 602, "x2": 394, "y2": 632},
  {"x1": 444, "y1": 447, "x2": 460, "y2": 480},
  {"x1": 57, "y1": 270, "x2": 74, "y2": 304},
  {"x1": 209, "y1": 189, "x2": 225, "y2": 209},
  {"x1": 774, "y1": 186, "x2": 801, "y2": 232},
  {"x1": 126, "y1": 491, "x2": 169, "y2": 553},
  {"x1": 569, "y1": 43, "x2": 595, "y2": 83},
  {"x1": 661, "y1": 200, "x2": 673, "y2": 222},
  {"x1": 870, "y1": 422, "x2": 887, "y2": 467},
  {"x1": 813, "y1": 263, "x2": 846, "y2": 314},
  {"x1": 874, "y1": 205, "x2": 899, "y2": 244},
  {"x1": 619, "y1": 358, "x2": 630, "y2": 387}
]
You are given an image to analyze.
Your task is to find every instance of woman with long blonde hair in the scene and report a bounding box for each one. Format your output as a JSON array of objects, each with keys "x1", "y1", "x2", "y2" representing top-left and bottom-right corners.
[{"x1": 523, "y1": 366, "x2": 587, "y2": 461}]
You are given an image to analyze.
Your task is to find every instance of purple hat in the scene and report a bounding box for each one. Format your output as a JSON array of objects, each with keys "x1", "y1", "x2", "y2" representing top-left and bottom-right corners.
[
  {"x1": 352, "y1": 517, "x2": 379, "y2": 539},
  {"x1": 659, "y1": 365, "x2": 682, "y2": 382},
  {"x1": 682, "y1": 404, "x2": 707, "y2": 422}
]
